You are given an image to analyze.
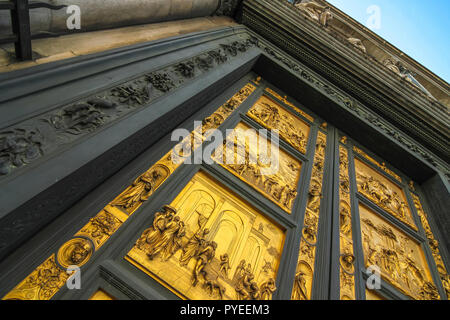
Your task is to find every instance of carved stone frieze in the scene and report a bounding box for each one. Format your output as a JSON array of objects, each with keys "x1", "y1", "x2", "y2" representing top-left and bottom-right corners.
[{"x1": 0, "y1": 38, "x2": 257, "y2": 179}]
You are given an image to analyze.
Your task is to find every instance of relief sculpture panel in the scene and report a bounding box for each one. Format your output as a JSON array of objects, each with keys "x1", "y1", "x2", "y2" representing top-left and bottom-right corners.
[
  {"x1": 247, "y1": 96, "x2": 311, "y2": 154},
  {"x1": 126, "y1": 171, "x2": 285, "y2": 300},
  {"x1": 212, "y1": 122, "x2": 302, "y2": 213},
  {"x1": 355, "y1": 158, "x2": 417, "y2": 230},
  {"x1": 359, "y1": 205, "x2": 439, "y2": 300}
]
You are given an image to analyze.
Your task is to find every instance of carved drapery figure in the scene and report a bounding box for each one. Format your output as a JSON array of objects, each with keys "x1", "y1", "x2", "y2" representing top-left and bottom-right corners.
[
  {"x1": 112, "y1": 168, "x2": 164, "y2": 210},
  {"x1": 136, "y1": 205, "x2": 177, "y2": 258},
  {"x1": 307, "y1": 183, "x2": 322, "y2": 212},
  {"x1": 295, "y1": 1, "x2": 333, "y2": 26},
  {"x1": 179, "y1": 228, "x2": 210, "y2": 267},
  {"x1": 219, "y1": 253, "x2": 231, "y2": 277},
  {"x1": 192, "y1": 241, "x2": 217, "y2": 287},
  {"x1": 292, "y1": 271, "x2": 308, "y2": 300}
]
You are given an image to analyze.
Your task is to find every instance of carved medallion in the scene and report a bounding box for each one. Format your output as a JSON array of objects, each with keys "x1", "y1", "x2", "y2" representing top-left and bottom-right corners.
[
  {"x1": 57, "y1": 238, "x2": 94, "y2": 268},
  {"x1": 126, "y1": 171, "x2": 285, "y2": 300}
]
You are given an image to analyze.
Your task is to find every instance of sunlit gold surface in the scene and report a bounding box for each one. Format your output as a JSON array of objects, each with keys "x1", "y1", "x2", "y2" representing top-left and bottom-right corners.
[
  {"x1": 126, "y1": 171, "x2": 285, "y2": 300},
  {"x1": 212, "y1": 122, "x2": 302, "y2": 213},
  {"x1": 264, "y1": 88, "x2": 314, "y2": 123},
  {"x1": 247, "y1": 95, "x2": 310, "y2": 154},
  {"x1": 355, "y1": 158, "x2": 416, "y2": 230},
  {"x1": 2, "y1": 83, "x2": 256, "y2": 300},
  {"x1": 89, "y1": 289, "x2": 115, "y2": 300},
  {"x1": 291, "y1": 131, "x2": 327, "y2": 300},
  {"x1": 338, "y1": 147, "x2": 356, "y2": 300},
  {"x1": 353, "y1": 146, "x2": 402, "y2": 183},
  {"x1": 366, "y1": 289, "x2": 385, "y2": 300},
  {"x1": 412, "y1": 193, "x2": 449, "y2": 299},
  {"x1": 359, "y1": 204, "x2": 439, "y2": 300}
]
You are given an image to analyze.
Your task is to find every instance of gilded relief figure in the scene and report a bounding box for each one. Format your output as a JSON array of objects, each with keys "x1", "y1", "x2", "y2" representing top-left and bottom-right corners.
[
  {"x1": 247, "y1": 97, "x2": 310, "y2": 154},
  {"x1": 179, "y1": 228, "x2": 210, "y2": 267},
  {"x1": 213, "y1": 122, "x2": 301, "y2": 213},
  {"x1": 359, "y1": 205, "x2": 439, "y2": 300},
  {"x1": 219, "y1": 254, "x2": 231, "y2": 277},
  {"x1": 355, "y1": 159, "x2": 415, "y2": 229},
  {"x1": 112, "y1": 167, "x2": 167, "y2": 212},
  {"x1": 192, "y1": 241, "x2": 217, "y2": 286},
  {"x1": 126, "y1": 172, "x2": 285, "y2": 300},
  {"x1": 292, "y1": 271, "x2": 308, "y2": 300}
]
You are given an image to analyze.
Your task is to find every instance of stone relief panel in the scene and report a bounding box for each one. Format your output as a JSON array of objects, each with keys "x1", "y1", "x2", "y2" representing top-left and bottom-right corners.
[
  {"x1": 212, "y1": 122, "x2": 302, "y2": 213},
  {"x1": 355, "y1": 158, "x2": 417, "y2": 230},
  {"x1": 126, "y1": 171, "x2": 285, "y2": 300},
  {"x1": 359, "y1": 204, "x2": 439, "y2": 300},
  {"x1": 247, "y1": 95, "x2": 311, "y2": 154}
]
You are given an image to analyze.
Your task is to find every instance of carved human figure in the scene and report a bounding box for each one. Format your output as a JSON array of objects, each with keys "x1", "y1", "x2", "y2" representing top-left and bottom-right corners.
[
  {"x1": 340, "y1": 206, "x2": 352, "y2": 236},
  {"x1": 112, "y1": 169, "x2": 163, "y2": 210},
  {"x1": 204, "y1": 279, "x2": 226, "y2": 299},
  {"x1": 292, "y1": 270, "x2": 308, "y2": 300},
  {"x1": 69, "y1": 242, "x2": 91, "y2": 265},
  {"x1": 307, "y1": 184, "x2": 322, "y2": 211},
  {"x1": 179, "y1": 228, "x2": 210, "y2": 267},
  {"x1": 162, "y1": 219, "x2": 186, "y2": 261},
  {"x1": 192, "y1": 241, "x2": 217, "y2": 287},
  {"x1": 219, "y1": 253, "x2": 231, "y2": 277}
]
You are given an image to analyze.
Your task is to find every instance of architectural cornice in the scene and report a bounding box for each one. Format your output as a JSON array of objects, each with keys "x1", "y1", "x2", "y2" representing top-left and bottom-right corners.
[{"x1": 239, "y1": 0, "x2": 450, "y2": 164}]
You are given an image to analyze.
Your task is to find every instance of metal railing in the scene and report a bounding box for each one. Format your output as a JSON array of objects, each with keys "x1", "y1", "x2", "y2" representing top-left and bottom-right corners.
[{"x1": 0, "y1": 0, "x2": 66, "y2": 60}]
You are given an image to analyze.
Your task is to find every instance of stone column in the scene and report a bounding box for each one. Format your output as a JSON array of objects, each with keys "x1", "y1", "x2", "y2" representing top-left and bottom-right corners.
[{"x1": 1, "y1": 0, "x2": 221, "y2": 35}]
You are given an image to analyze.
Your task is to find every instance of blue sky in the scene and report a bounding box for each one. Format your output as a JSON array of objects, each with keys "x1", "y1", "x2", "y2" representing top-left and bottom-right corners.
[{"x1": 327, "y1": 0, "x2": 450, "y2": 83}]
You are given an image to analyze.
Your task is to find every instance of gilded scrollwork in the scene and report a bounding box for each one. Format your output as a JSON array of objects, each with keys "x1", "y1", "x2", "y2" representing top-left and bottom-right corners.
[
  {"x1": 412, "y1": 193, "x2": 449, "y2": 299},
  {"x1": 3, "y1": 83, "x2": 257, "y2": 300},
  {"x1": 360, "y1": 204, "x2": 440, "y2": 300},
  {"x1": 247, "y1": 96, "x2": 310, "y2": 154},
  {"x1": 355, "y1": 158, "x2": 416, "y2": 229},
  {"x1": 291, "y1": 132, "x2": 327, "y2": 300},
  {"x1": 338, "y1": 147, "x2": 356, "y2": 300},
  {"x1": 126, "y1": 171, "x2": 285, "y2": 300}
]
